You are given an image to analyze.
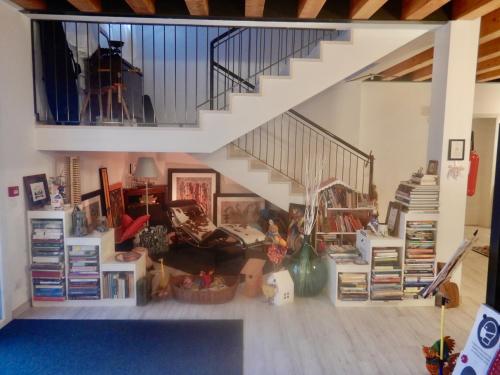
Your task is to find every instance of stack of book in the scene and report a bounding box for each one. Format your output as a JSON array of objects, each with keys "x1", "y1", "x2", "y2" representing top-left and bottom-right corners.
[
  {"x1": 395, "y1": 182, "x2": 439, "y2": 213},
  {"x1": 319, "y1": 213, "x2": 364, "y2": 233},
  {"x1": 30, "y1": 219, "x2": 66, "y2": 302},
  {"x1": 68, "y1": 245, "x2": 100, "y2": 300},
  {"x1": 371, "y1": 247, "x2": 403, "y2": 300},
  {"x1": 327, "y1": 244, "x2": 365, "y2": 264},
  {"x1": 103, "y1": 272, "x2": 132, "y2": 299},
  {"x1": 338, "y1": 273, "x2": 368, "y2": 301},
  {"x1": 404, "y1": 221, "x2": 436, "y2": 298}
]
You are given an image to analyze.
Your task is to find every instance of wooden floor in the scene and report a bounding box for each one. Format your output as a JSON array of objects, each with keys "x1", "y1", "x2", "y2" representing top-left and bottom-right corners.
[{"x1": 20, "y1": 251, "x2": 489, "y2": 375}]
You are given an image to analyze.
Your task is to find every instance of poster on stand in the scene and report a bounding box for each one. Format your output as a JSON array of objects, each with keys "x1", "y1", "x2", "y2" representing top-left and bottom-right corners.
[{"x1": 453, "y1": 304, "x2": 500, "y2": 375}]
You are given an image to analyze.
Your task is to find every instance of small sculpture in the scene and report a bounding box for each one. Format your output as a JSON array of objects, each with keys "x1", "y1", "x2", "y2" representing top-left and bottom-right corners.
[
  {"x1": 422, "y1": 336, "x2": 459, "y2": 375},
  {"x1": 72, "y1": 206, "x2": 88, "y2": 237}
]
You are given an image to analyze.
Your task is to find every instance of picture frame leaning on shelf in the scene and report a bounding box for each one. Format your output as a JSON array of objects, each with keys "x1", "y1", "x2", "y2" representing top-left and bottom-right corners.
[{"x1": 385, "y1": 201, "x2": 401, "y2": 236}]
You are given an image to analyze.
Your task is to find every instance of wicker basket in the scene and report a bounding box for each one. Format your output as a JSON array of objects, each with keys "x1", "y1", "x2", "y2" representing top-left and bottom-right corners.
[{"x1": 170, "y1": 275, "x2": 239, "y2": 304}]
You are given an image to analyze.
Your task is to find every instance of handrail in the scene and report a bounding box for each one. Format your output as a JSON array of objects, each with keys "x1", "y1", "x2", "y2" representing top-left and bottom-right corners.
[{"x1": 287, "y1": 109, "x2": 370, "y2": 160}]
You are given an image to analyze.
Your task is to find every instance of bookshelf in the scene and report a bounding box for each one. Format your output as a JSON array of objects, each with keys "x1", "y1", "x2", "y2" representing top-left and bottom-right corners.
[
  {"x1": 316, "y1": 181, "x2": 374, "y2": 249},
  {"x1": 28, "y1": 208, "x2": 146, "y2": 307},
  {"x1": 398, "y1": 211, "x2": 439, "y2": 301}
]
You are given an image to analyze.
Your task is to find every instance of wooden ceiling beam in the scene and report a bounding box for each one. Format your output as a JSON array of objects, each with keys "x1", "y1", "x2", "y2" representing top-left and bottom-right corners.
[
  {"x1": 401, "y1": 0, "x2": 451, "y2": 20},
  {"x1": 67, "y1": 0, "x2": 101, "y2": 12},
  {"x1": 480, "y1": 8, "x2": 500, "y2": 43},
  {"x1": 297, "y1": 0, "x2": 327, "y2": 18},
  {"x1": 10, "y1": 0, "x2": 47, "y2": 10},
  {"x1": 124, "y1": 0, "x2": 155, "y2": 14},
  {"x1": 407, "y1": 65, "x2": 433, "y2": 81},
  {"x1": 379, "y1": 48, "x2": 434, "y2": 80},
  {"x1": 478, "y1": 36, "x2": 500, "y2": 62},
  {"x1": 245, "y1": 0, "x2": 265, "y2": 17},
  {"x1": 350, "y1": 0, "x2": 388, "y2": 19},
  {"x1": 184, "y1": 0, "x2": 209, "y2": 16},
  {"x1": 453, "y1": 0, "x2": 500, "y2": 20},
  {"x1": 477, "y1": 55, "x2": 500, "y2": 74},
  {"x1": 477, "y1": 67, "x2": 500, "y2": 81}
]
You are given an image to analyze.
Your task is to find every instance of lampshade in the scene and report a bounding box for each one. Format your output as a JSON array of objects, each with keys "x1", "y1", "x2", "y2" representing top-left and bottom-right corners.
[{"x1": 134, "y1": 157, "x2": 159, "y2": 179}]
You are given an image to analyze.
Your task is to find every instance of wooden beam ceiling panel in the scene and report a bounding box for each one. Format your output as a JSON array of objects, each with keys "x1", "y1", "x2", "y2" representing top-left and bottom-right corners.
[
  {"x1": 10, "y1": 0, "x2": 47, "y2": 10},
  {"x1": 67, "y1": 0, "x2": 101, "y2": 12},
  {"x1": 477, "y1": 55, "x2": 500, "y2": 73},
  {"x1": 245, "y1": 0, "x2": 265, "y2": 17},
  {"x1": 477, "y1": 67, "x2": 500, "y2": 81},
  {"x1": 297, "y1": 0, "x2": 327, "y2": 18},
  {"x1": 124, "y1": 0, "x2": 155, "y2": 14},
  {"x1": 478, "y1": 36, "x2": 500, "y2": 61},
  {"x1": 379, "y1": 48, "x2": 434, "y2": 80},
  {"x1": 350, "y1": 0, "x2": 389, "y2": 19},
  {"x1": 480, "y1": 8, "x2": 500, "y2": 43},
  {"x1": 407, "y1": 65, "x2": 433, "y2": 81},
  {"x1": 184, "y1": 0, "x2": 209, "y2": 16},
  {"x1": 453, "y1": 0, "x2": 500, "y2": 20},
  {"x1": 401, "y1": 0, "x2": 451, "y2": 20}
]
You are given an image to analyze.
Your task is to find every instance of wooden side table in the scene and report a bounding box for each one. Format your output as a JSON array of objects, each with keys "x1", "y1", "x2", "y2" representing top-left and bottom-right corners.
[{"x1": 123, "y1": 184, "x2": 167, "y2": 226}]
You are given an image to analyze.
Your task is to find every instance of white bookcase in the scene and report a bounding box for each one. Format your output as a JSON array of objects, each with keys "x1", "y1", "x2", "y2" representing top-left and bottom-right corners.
[
  {"x1": 28, "y1": 207, "x2": 146, "y2": 307},
  {"x1": 328, "y1": 231, "x2": 434, "y2": 307}
]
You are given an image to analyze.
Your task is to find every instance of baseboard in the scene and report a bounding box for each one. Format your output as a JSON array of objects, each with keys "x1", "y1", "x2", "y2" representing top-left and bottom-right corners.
[{"x1": 12, "y1": 300, "x2": 30, "y2": 318}]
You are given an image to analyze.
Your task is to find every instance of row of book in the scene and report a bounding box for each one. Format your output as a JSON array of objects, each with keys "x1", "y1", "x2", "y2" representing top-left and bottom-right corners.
[
  {"x1": 103, "y1": 272, "x2": 133, "y2": 299},
  {"x1": 325, "y1": 244, "x2": 365, "y2": 264},
  {"x1": 68, "y1": 245, "x2": 100, "y2": 300},
  {"x1": 403, "y1": 221, "x2": 436, "y2": 299},
  {"x1": 395, "y1": 182, "x2": 439, "y2": 213},
  {"x1": 338, "y1": 273, "x2": 368, "y2": 301},
  {"x1": 318, "y1": 213, "x2": 364, "y2": 233},
  {"x1": 31, "y1": 219, "x2": 66, "y2": 301},
  {"x1": 321, "y1": 184, "x2": 369, "y2": 209},
  {"x1": 371, "y1": 247, "x2": 403, "y2": 300}
]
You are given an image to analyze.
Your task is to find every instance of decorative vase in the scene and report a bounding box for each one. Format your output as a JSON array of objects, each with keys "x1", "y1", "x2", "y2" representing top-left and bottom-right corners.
[{"x1": 287, "y1": 234, "x2": 328, "y2": 297}]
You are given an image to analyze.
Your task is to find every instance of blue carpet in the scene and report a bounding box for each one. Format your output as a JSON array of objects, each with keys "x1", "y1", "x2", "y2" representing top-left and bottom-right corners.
[{"x1": 0, "y1": 319, "x2": 243, "y2": 375}]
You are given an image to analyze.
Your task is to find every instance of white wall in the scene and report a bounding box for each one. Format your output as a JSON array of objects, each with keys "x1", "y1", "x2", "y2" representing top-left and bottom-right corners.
[
  {"x1": 465, "y1": 118, "x2": 498, "y2": 228},
  {"x1": 0, "y1": 2, "x2": 57, "y2": 324},
  {"x1": 294, "y1": 82, "x2": 362, "y2": 146}
]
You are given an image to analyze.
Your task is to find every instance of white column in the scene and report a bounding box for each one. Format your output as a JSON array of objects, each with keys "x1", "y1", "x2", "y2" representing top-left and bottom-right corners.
[{"x1": 427, "y1": 20, "x2": 480, "y2": 283}]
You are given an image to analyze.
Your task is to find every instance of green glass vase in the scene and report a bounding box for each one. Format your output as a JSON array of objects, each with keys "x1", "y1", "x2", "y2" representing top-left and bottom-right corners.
[{"x1": 287, "y1": 234, "x2": 328, "y2": 297}]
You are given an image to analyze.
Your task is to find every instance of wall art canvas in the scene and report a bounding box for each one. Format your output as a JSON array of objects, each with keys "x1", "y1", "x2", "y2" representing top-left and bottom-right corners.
[
  {"x1": 108, "y1": 183, "x2": 125, "y2": 228},
  {"x1": 168, "y1": 169, "x2": 220, "y2": 219},
  {"x1": 287, "y1": 203, "x2": 306, "y2": 253},
  {"x1": 214, "y1": 194, "x2": 265, "y2": 226}
]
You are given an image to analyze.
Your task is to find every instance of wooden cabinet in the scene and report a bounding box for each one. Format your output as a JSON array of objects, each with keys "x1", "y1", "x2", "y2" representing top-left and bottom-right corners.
[{"x1": 123, "y1": 184, "x2": 167, "y2": 226}]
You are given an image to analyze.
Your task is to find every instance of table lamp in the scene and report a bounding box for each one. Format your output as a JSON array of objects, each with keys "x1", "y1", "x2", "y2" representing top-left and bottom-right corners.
[{"x1": 134, "y1": 157, "x2": 160, "y2": 224}]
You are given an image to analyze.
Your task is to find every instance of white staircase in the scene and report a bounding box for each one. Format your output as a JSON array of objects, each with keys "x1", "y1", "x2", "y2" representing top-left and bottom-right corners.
[
  {"x1": 35, "y1": 27, "x2": 431, "y2": 153},
  {"x1": 196, "y1": 144, "x2": 305, "y2": 211}
]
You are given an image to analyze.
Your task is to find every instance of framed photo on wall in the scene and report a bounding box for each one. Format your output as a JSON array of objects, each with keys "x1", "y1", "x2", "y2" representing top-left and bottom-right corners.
[
  {"x1": 168, "y1": 169, "x2": 220, "y2": 219},
  {"x1": 448, "y1": 139, "x2": 465, "y2": 161},
  {"x1": 214, "y1": 193, "x2": 265, "y2": 226},
  {"x1": 23, "y1": 174, "x2": 50, "y2": 209}
]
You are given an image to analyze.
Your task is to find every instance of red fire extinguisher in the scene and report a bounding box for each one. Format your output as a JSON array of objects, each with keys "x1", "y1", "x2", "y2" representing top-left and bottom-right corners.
[{"x1": 467, "y1": 131, "x2": 479, "y2": 196}]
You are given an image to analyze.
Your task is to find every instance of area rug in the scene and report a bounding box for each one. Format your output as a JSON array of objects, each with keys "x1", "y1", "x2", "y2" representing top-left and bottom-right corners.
[
  {"x1": 0, "y1": 319, "x2": 243, "y2": 375},
  {"x1": 472, "y1": 245, "x2": 489, "y2": 257}
]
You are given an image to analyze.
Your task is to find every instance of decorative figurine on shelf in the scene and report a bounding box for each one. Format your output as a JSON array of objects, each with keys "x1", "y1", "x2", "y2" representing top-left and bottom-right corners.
[
  {"x1": 266, "y1": 219, "x2": 288, "y2": 272},
  {"x1": 71, "y1": 206, "x2": 88, "y2": 237},
  {"x1": 422, "y1": 336, "x2": 459, "y2": 375}
]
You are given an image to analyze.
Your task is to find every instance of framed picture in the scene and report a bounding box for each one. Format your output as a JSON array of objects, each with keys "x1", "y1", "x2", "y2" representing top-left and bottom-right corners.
[
  {"x1": 427, "y1": 160, "x2": 439, "y2": 175},
  {"x1": 108, "y1": 182, "x2": 125, "y2": 228},
  {"x1": 99, "y1": 167, "x2": 111, "y2": 223},
  {"x1": 23, "y1": 174, "x2": 50, "y2": 209},
  {"x1": 168, "y1": 168, "x2": 220, "y2": 219},
  {"x1": 448, "y1": 139, "x2": 465, "y2": 161},
  {"x1": 214, "y1": 193, "x2": 265, "y2": 226},
  {"x1": 386, "y1": 201, "x2": 401, "y2": 236},
  {"x1": 81, "y1": 189, "x2": 102, "y2": 231},
  {"x1": 287, "y1": 203, "x2": 305, "y2": 254}
]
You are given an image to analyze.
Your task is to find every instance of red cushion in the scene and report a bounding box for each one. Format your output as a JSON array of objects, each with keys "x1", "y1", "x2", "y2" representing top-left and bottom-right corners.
[
  {"x1": 121, "y1": 214, "x2": 134, "y2": 231},
  {"x1": 118, "y1": 215, "x2": 150, "y2": 243}
]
